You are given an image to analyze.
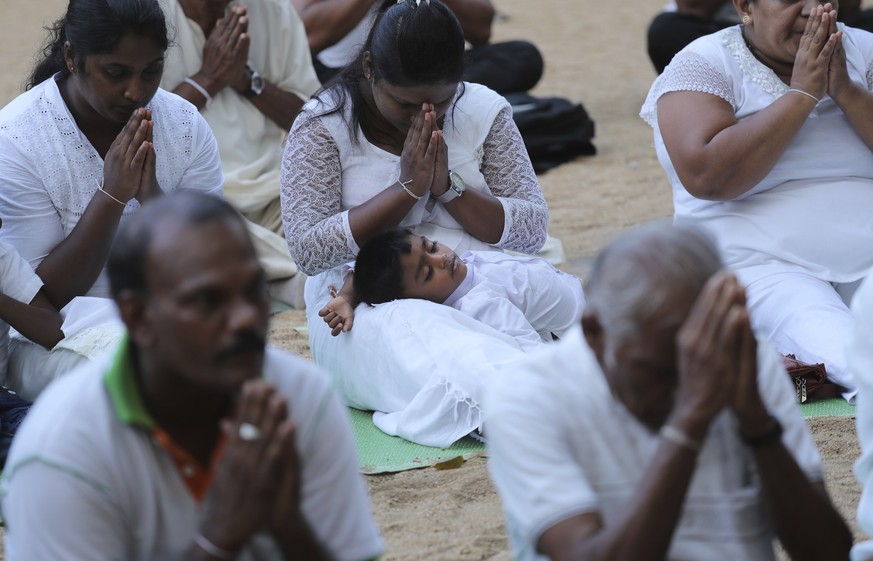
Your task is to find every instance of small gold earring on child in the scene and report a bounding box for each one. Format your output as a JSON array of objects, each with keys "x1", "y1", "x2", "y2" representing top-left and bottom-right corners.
[{"x1": 742, "y1": 14, "x2": 751, "y2": 24}]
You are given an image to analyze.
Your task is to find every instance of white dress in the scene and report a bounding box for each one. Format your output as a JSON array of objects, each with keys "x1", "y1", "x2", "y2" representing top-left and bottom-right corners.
[
  {"x1": 641, "y1": 25, "x2": 873, "y2": 396},
  {"x1": 280, "y1": 82, "x2": 549, "y2": 446}
]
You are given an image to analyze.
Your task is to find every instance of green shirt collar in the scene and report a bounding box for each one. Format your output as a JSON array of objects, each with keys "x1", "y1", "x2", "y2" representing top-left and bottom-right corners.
[{"x1": 103, "y1": 333, "x2": 155, "y2": 428}]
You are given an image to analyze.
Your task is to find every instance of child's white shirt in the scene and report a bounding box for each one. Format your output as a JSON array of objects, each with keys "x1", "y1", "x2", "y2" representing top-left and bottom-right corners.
[{"x1": 443, "y1": 251, "x2": 585, "y2": 351}]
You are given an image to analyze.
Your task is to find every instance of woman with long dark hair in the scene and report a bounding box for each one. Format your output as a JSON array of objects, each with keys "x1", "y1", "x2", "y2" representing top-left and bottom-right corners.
[
  {"x1": 0, "y1": 0, "x2": 223, "y2": 397},
  {"x1": 0, "y1": 0, "x2": 223, "y2": 308},
  {"x1": 280, "y1": 0, "x2": 548, "y2": 446}
]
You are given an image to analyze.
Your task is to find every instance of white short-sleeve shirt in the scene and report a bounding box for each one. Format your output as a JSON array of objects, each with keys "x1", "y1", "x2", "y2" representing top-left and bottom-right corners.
[
  {"x1": 486, "y1": 327, "x2": 823, "y2": 561},
  {"x1": 444, "y1": 251, "x2": 585, "y2": 351},
  {"x1": 1, "y1": 342, "x2": 383, "y2": 561}
]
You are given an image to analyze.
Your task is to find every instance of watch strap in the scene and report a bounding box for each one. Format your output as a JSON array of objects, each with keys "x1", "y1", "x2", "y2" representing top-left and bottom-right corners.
[
  {"x1": 243, "y1": 65, "x2": 265, "y2": 98},
  {"x1": 436, "y1": 187, "x2": 461, "y2": 204},
  {"x1": 741, "y1": 416, "x2": 783, "y2": 448},
  {"x1": 436, "y1": 171, "x2": 465, "y2": 204}
]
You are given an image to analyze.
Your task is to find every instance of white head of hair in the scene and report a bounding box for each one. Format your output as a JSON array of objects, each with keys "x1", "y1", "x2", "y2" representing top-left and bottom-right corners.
[{"x1": 584, "y1": 221, "x2": 724, "y2": 344}]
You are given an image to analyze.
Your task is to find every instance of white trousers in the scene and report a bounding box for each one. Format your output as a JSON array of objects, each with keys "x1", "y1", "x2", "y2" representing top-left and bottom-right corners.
[{"x1": 743, "y1": 270, "x2": 862, "y2": 401}]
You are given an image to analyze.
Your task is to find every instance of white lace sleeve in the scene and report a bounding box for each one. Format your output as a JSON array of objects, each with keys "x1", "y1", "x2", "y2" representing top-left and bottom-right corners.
[
  {"x1": 280, "y1": 110, "x2": 354, "y2": 276},
  {"x1": 481, "y1": 107, "x2": 548, "y2": 254},
  {"x1": 640, "y1": 51, "x2": 735, "y2": 127}
]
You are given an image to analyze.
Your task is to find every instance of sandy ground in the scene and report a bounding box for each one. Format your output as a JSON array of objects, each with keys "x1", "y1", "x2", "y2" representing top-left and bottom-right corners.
[{"x1": 0, "y1": 0, "x2": 869, "y2": 559}]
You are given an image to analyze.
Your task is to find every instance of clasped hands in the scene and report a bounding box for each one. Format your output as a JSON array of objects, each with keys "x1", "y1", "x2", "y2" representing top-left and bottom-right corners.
[
  {"x1": 200, "y1": 5, "x2": 253, "y2": 95},
  {"x1": 792, "y1": 3, "x2": 852, "y2": 105},
  {"x1": 198, "y1": 379, "x2": 303, "y2": 556},
  {"x1": 101, "y1": 108, "x2": 160, "y2": 206},
  {"x1": 668, "y1": 272, "x2": 771, "y2": 443},
  {"x1": 399, "y1": 103, "x2": 451, "y2": 200}
]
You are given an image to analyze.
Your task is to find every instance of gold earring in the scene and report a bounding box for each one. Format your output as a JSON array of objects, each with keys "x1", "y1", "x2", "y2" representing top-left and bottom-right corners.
[{"x1": 742, "y1": 14, "x2": 751, "y2": 24}]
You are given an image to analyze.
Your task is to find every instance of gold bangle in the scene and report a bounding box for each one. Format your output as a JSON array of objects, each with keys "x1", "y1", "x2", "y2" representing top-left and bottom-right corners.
[
  {"x1": 95, "y1": 179, "x2": 127, "y2": 207},
  {"x1": 398, "y1": 178, "x2": 421, "y2": 201}
]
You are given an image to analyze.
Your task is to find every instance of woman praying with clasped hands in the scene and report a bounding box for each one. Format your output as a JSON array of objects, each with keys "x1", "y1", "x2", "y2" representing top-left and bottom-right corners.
[
  {"x1": 0, "y1": 0, "x2": 223, "y2": 397},
  {"x1": 641, "y1": 0, "x2": 873, "y2": 401},
  {"x1": 279, "y1": 0, "x2": 548, "y2": 446}
]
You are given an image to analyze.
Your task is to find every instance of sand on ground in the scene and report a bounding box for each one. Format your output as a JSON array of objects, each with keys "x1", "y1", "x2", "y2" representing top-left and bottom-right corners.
[{"x1": 0, "y1": 0, "x2": 869, "y2": 559}]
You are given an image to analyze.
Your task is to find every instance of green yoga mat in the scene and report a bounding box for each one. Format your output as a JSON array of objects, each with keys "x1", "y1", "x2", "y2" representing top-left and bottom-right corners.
[
  {"x1": 346, "y1": 408, "x2": 486, "y2": 474},
  {"x1": 346, "y1": 398, "x2": 853, "y2": 474},
  {"x1": 800, "y1": 398, "x2": 855, "y2": 418}
]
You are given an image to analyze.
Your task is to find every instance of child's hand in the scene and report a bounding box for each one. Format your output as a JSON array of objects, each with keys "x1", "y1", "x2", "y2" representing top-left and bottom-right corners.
[{"x1": 318, "y1": 296, "x2": 355, "y2": 337}]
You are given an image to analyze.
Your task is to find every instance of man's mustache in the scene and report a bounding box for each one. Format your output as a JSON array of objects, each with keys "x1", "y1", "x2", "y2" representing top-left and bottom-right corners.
[{"x1": 216, "y1": 331, "x2": 266, "y2": 361}]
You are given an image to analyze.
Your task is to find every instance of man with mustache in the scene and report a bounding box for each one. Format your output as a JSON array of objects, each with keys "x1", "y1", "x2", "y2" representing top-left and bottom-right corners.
[{"x1": 0, "y1": 192, "x2": 383, "y2": 561}]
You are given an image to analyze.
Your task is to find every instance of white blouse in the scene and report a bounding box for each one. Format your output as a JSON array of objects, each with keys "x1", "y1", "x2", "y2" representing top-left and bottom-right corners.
[
  {"x1": 641, "y1": 25, "x2": 873, "y2": 285},
  {"x1": 0, "y1": 76, "x2": 224, "y2": 296},
  {"x1": 280, "y1": 82, "x2": 548, "y2": 279}
]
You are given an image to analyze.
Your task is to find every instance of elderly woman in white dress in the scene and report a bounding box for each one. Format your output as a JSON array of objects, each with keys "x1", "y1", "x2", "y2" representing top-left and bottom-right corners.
[
  {"x1": 0, "y1": 0, "x2": 223, "y2": 398},
  {"x1": 280, "y1": 0, "x2": 548, "y2": 446},
  {"x1": 641, "y1": 0, "x2": 873, "y2": 400}
]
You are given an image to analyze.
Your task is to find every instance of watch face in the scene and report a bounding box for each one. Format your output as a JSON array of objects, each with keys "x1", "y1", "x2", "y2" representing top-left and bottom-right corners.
[
  {"x1": 251, "y1": 71, "x2": 265, "y2": 95},
  {"x1": 449, "y1": 171, "x2": 465, "y2": 194}
]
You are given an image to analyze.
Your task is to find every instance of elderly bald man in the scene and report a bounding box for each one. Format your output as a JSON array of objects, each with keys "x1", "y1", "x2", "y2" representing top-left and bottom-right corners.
[{"x1": 486, "y1": 222, "x2": 852, "y2": 561}]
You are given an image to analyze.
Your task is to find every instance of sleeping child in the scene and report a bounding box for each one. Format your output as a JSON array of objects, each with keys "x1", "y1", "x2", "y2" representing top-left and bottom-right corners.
[{"x1": 319, "y1": 227, "x2": 585, "y2": 351}]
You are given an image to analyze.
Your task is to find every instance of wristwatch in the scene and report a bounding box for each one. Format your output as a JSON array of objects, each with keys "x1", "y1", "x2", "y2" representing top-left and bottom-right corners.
[
  {"x1": 243, "y1": 64, "x2": 265, "y2": 98},
  {"x1": 436, "y1": 170, "x2": 466, "y2": 204}
]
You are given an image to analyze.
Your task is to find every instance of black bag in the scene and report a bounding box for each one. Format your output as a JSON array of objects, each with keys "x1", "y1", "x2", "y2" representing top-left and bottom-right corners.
[{"x1": 505, "y1": 93, "x2": 596, "y2": 174}]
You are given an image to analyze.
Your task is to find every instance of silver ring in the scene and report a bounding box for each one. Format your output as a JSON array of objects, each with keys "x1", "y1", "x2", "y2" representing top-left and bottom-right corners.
[{"x1": 238, "y1": 422, "x2": 261, "y2": 441}]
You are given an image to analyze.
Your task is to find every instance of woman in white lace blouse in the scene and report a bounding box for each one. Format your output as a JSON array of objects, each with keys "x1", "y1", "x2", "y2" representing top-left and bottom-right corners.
[
  {"x1": 280, "y1": 0, "x2": 548, "y2": 446},
  {"x1": 640, "y1": 0, "x2": 873, "y2": 400},
  {"x1": 0, "y1": 0, "x2": 223, "y2": 398}
]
